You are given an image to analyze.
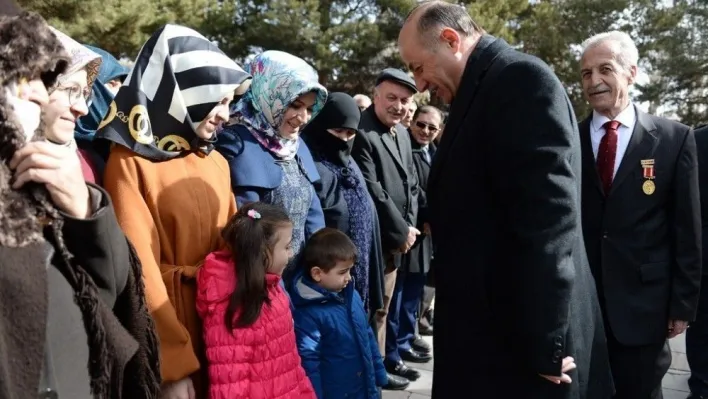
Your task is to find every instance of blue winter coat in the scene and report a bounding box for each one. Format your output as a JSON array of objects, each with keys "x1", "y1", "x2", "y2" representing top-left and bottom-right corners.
[
  {"x1": 288, "y1": 270, "x2": 387, "y2": 399},
  {"x1": 215, "y1": 124, "x2": 325, "y2": 238}
]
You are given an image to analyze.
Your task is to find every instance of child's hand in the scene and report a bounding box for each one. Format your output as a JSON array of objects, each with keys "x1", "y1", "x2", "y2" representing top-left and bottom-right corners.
[{"x1": 539, "y1": 356, "x2": 576, "y2": 384}]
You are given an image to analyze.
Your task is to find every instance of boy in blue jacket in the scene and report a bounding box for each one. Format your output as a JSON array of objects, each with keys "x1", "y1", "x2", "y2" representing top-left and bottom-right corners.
[{"x1": 289, "y1": 228, "x2": 389, "y2": 399}]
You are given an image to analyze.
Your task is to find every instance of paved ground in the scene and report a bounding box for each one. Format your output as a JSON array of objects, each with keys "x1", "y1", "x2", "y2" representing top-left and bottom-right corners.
[
  {"x1": 663, "y1": 334, "x2": 690, "y2": 399},
  {"x1": 382, "y1": 334, "x2": 692, "y2": 398},
  {"x1": 382, "y1": 336, "x2": 433, "y2": 399}
]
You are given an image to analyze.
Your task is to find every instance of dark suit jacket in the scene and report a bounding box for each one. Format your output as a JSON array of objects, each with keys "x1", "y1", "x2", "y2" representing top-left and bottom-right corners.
[
  {"x1": 402, "y1": 136, "x2": 434, "y2": 274},
  {"x1": 581, "y1": 110, "x2": 702, "y2": 346},
  {"x1": 353, "y1": 107, "x2": 419, "y2": 258},
  {"x1": 428, "y1": 35, "x2": 613, "y2": 399},
  {"x1": 694, "y1": 125, "x2": 708, "y2": 276}
]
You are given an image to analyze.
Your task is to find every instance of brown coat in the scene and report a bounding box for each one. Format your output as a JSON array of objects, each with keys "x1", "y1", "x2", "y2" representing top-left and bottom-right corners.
[{"x1": 104, "y1": 145, "x2": 237, "y2": 395}]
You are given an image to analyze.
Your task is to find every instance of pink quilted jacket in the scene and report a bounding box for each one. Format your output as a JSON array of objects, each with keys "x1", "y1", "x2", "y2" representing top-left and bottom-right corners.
[{"x1": 196, "y1": 250, "x2": 316, "y2": 399}]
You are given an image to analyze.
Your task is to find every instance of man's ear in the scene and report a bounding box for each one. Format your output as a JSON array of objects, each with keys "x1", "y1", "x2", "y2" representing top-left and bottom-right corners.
[
  {"x1": 440, "y1": 28, "x2": 462, "y2": 53},
  {"x1": 627, "y1": 65, "x2": 638, "y2": 85}
]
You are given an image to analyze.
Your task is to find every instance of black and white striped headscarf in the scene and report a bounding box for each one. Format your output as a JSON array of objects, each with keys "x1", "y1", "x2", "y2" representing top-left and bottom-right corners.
[{"x1": 95, "y1": 24, "x2": 251, "y2": 161}]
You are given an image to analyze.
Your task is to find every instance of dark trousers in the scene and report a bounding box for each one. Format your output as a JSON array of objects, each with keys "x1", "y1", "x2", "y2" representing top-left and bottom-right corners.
[
  {"x1": 688, "y1": 276, "x2": 708, "y2": 395},
  {"x1": 385, "y1": 269, "x2": 426, "y2": 363},
  {"x1": 606, "y1": 324, "x2": 672, "y2": 399}
]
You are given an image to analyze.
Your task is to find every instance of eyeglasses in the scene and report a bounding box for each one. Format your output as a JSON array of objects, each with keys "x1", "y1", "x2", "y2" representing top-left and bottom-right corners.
[
  {"x1": 55, "y1": 83, "x2": 92, "y2": 107},
  {"x1": 415, "y1": 120, "x2": 439, "y2": 133}
]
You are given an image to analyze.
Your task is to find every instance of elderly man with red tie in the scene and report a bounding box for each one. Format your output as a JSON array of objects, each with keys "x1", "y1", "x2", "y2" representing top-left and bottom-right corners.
[{"x1": 578, "y1": 30, "x2": 702, "y2": 399}]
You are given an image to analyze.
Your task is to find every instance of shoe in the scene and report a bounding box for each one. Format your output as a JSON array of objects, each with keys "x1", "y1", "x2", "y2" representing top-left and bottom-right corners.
[
  {"x1": 400, "y1": 348, "x2": 432, "y2": 363},
  {"x1": 411, "y1": 336, "x2": 431, "y2": 353},
  {"x1": 418, "y1": 323, "x2": 433, "y2": 336},
  {"x1": 383, "y1": 373, "x2": 410, "y2": 390},
  {"x1": 386, "y1": 360, "x2": 421, "y2": 381}
]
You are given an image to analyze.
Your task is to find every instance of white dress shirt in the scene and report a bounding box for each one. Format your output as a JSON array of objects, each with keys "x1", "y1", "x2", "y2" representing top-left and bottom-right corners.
[{"x1": 590, "y1": 104, "x2": 637, "y2": 178}]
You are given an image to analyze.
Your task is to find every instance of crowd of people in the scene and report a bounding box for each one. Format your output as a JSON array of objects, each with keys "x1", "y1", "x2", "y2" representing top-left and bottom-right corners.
[{"x1": 1, "y1": 0, "x2": 708, "y2": 399}]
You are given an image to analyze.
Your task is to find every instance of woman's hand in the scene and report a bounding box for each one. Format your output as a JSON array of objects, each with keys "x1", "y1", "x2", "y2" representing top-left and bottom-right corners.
[
  {"x1": 159, "y1": 378, "x2": 195, "y2": 399},
  {"x1": 9, "y1": 141, "x2": 91, "y2": 219}
]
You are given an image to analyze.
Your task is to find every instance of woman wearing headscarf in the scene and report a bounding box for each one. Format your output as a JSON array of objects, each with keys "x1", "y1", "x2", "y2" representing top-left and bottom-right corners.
[
  {"x1": 216, "y1": 50, "x2": 327, "y2": 279},
  {"x1": 39, "y1": 28, "x2": 104, "y2": 185},
  {"x1": 96, "y1": 24, "x2": 251, "y2": 399},
  {"x1": 300, "y1": 92, "x2": 385, "y2": 318},
  {"x1": 0, "y1": 10, "x2": 159, "y2": 399},
  {"x1": 74, "y1": 44, "x2": 131, "y2": 181}
]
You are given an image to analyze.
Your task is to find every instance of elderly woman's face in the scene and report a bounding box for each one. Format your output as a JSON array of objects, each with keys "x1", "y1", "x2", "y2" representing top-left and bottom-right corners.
[
  {"x1": 278, "y1": 91, "x2": 317, "y2": 140},
  {"x1": 43, "y1": 69, "x2": 90, "y2": 145}
]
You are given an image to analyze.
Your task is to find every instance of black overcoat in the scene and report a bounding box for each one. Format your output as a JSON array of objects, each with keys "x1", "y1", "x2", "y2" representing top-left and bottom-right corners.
[{"x1": 428, "y1": 35, "x2": 614, "y2": 399}]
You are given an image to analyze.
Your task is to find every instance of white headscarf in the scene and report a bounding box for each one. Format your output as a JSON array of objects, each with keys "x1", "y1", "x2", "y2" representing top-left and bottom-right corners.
[{"x1": 49, "y1": 27, "x2": 101, "y2": 88}]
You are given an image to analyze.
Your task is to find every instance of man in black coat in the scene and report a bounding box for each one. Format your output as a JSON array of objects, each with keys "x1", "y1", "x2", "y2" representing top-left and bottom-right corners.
[
  {"x1": 578, "y1": 31, "x2": 701, "y2": 399},
  {"x1": 352, "y1": 68, "x2": 422, "y2": 389},
  {"x1": 397, "y1": 2, "x2": 614, "y2": 398},
  {"x1": 688, "y1": 124, "x2": 708, "y2": 399},
  {"x1": 409, "y1": 105, "x2": 441, "y2": 337}
]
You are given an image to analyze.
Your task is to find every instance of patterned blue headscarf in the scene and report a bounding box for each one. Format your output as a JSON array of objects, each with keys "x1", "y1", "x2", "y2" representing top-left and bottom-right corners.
[
  {"x1": 74, "y1": 45, "x2": 130, "y2": 143},
  {"x1": 229, "y1": 50, "x2": 327, "y2": 160}
]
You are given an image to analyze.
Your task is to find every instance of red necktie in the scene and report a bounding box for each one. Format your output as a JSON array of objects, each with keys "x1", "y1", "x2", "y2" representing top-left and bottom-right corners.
[{"x1": 597, "y1": 120, "x2": 620, "y2": 195}]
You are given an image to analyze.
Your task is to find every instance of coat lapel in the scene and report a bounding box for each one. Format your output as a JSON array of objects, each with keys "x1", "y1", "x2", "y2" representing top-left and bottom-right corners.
[
  {"x1": 381, "y1": 131, "x2": 405, "y2": 172},
  {"x1": 609, "y1": 106, "x2": 657, "y2": 196},
  {"x1": 428, "y1": 35, "x2": 510, "y2": 193},
  {"x1": 579, "y1": 116, "x2": 604, "y2": 195}
]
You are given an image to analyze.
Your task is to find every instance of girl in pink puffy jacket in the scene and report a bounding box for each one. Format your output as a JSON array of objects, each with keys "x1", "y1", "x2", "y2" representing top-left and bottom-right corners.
[{"x1": 197, "y1": 202, "x2": 316, "y2": 399}]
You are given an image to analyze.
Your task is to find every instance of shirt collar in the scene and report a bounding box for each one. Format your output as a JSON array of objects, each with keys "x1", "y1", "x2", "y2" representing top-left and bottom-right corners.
[{"x1": 591, "y1": 103, "x2": 636, "y2": 131}]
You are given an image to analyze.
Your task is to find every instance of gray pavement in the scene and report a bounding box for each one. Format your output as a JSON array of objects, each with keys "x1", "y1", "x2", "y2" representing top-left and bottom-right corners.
[
  {"x1": 664, "y1": 334, "x2": 690, "y2": 399},
  {"x1": 383, "y1": 334, "x2": 692, "y2": 399},
  {"x1": 382, "y1": 335, "x2": 433, "y2": 398}
]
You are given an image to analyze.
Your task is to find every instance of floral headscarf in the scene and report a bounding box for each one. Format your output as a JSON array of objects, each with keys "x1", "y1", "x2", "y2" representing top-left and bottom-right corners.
[
  {"x1": 49, "y1": 27, "x2": 101, "y2": 90},
  {"x1": 230, "y1": 50, "x2": 327, "y2": 160}
]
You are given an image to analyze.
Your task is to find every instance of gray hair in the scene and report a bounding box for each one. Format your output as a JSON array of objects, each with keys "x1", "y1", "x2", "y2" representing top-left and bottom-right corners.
[
  {"x1": 353, "y1": 94, "x2": 371, "y2": 103},
  {"x1": 581, "y1": 30, "x2": 639, "y2": 72}
]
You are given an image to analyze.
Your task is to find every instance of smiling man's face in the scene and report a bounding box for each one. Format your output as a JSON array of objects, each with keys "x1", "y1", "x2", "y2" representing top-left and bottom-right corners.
[
  {"x1": 398, "y1": 14, "x2": 465, "y2": 105},
  {"x1": 580, "y1": 40, "x2": 636, "y2": 118}
]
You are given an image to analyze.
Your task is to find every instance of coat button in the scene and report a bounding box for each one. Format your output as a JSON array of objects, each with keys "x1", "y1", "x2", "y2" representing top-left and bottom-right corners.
[{"x1": 357, "y1": 371, "x2": 362, "y2": 377}]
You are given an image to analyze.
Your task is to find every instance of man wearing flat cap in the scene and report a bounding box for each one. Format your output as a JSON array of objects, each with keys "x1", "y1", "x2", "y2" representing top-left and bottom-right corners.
[{"x1": 352, "y1": 68, "x2": 424, "y2": 390}]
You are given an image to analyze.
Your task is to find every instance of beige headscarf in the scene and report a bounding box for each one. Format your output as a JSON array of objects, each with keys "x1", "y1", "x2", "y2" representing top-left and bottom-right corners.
[
  {"x1": 43, "y1": 27, "x2": 101, "y2": 147},
  {"x1": 49, "y1": 27, "x2": 101, "y2": 89}
]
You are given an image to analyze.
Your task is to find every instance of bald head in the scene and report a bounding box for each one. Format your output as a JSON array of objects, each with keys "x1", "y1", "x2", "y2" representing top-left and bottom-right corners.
[
  {"x1": 404, "y1": 1, "x2": 482, "y2": 48},
  {"x1": 398, "y1": 1, "x2": 482, "y2": 104},
  {"x1": 353, "y1": 94, "x2": 371, "y2": 111}
]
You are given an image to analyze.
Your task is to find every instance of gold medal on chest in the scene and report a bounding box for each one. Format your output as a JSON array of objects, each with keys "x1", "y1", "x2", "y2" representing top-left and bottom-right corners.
[{"x1": 642, "y1": 180, "x2": 655, "y2": 195}]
